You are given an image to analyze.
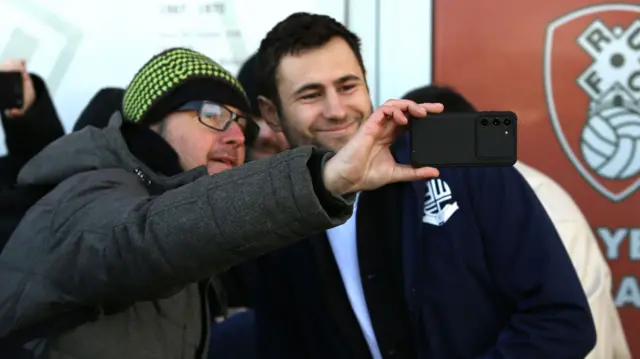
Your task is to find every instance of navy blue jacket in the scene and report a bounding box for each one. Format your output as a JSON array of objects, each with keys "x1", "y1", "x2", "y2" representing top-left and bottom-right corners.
[{"x1": 250, "y1": 135, "x2": 596, "y2": 359}]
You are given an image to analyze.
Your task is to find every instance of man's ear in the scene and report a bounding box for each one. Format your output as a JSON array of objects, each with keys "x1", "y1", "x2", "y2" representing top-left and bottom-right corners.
[{"x1": 258, "y1": 95, "x2": 282, "y2": 132}]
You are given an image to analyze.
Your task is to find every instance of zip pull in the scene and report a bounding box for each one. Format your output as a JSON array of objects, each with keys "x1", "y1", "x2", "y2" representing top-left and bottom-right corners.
[
  {"x1": 133, "y1": 167, "x2": 166, "y2": 195},
  {"x1": 133, "y1": 167, "x2": 152, "y2": 187}
]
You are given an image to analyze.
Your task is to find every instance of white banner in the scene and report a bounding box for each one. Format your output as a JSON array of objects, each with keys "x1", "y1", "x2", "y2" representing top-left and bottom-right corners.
[{"x1": 0, "y1": 0, "x2": 345, "y2": 154}]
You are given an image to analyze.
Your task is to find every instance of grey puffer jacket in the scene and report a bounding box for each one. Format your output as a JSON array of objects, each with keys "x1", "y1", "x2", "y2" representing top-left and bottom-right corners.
[{"x1": 0, "y1": 114, "x2": 354, "y2": 359}]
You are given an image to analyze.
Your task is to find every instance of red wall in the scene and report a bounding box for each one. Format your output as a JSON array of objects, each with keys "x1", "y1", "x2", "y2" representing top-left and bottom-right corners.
[{"x1": 433, "y1": 0, "x2": 640, "y2": 355}]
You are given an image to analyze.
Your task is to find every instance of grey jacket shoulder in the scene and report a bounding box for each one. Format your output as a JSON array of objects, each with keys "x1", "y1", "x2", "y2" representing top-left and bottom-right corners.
[{"x1": 0, "y1": 113, "x2": 353, "y2": 336}]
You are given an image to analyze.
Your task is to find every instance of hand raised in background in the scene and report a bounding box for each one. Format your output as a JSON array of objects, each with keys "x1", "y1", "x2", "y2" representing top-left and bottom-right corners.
[{"x1": 0, "y1": 59, "x2": 36, "y2": 119}]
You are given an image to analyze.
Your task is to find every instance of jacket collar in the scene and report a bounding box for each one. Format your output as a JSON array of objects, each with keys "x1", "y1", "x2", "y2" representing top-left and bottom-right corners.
[{"x1": 103, "y1": 114, "x2": 208, "y2": 190}]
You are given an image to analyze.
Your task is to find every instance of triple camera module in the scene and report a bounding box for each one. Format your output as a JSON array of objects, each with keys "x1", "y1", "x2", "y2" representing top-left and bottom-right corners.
[{"x1": 480, "y1": 117, "x2": 511, "y2": 127}]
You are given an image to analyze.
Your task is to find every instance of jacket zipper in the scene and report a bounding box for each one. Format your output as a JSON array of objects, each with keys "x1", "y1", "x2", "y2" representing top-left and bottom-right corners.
[{"x1": 133, "y1": 167, "x2": 210, "y2": 358}]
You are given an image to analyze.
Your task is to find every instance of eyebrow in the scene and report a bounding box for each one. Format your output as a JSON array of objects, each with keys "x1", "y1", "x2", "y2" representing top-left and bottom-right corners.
[{"x1": 291, "y1": 74, "x2": 363, "y2": 97}]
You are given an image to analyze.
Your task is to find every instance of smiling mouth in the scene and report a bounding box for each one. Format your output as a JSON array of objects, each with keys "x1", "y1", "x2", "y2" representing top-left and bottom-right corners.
[{"x1": 318, "y1": 121, "x2": 356, "y2": 133}]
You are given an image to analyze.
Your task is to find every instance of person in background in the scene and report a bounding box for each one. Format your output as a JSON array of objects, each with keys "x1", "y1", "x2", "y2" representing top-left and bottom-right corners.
[
  {"x1": 0, "y1": 46, "x2": 440, "y2": 359},
  {"x1": 249, "y1": 12, "x2": 596, "y2": 359},
  {"x1": 237, "y1": 53, "x2": 289, "y2": 161},
  {"x1": 1, "y1": 86, "x2": 130, "y2": 254},
  {"x1": 403, "y1": 84, "x2": 631, "y2": 359},
  {"x1": 0, "y1": 59, "x2": 64, "y2": 189},
  {"x1": 72, "y1": 87, "x2": 125, "y2": 132}
]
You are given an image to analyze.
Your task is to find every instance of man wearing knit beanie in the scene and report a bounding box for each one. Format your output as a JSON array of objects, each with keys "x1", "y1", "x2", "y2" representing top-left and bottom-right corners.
[{"x1": 0, "y1": 46, "x2": 441, "y2": 358}]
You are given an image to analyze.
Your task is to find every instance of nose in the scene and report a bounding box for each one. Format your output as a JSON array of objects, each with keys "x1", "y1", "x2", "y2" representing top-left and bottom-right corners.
[
  {"x1": 322, "y1": 89, "x2": 347, "y2": 120},
  {"x1": 219, "y1": 121, "x2": 246, "y2": 146}
]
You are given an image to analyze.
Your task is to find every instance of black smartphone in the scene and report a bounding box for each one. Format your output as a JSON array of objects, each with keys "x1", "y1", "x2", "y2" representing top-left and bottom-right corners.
[
  {"x1": 0, "y1": 71, "x2": 24, "y2": 111},
  {"x1": 410, "y1": 111, "x2": 517, "y2": 167}
]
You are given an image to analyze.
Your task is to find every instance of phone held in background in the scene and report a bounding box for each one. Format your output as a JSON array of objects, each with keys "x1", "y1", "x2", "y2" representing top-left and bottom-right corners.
[
  {"x1": 410, "y1": 111, "x2": 518, "y2": 167},
  {"x1": 0, "y1": 71, "x2": 24, "y2": 112}
]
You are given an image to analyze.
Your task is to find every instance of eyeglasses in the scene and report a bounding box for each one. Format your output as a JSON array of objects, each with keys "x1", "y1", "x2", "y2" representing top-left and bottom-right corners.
[
  {"x1": 176, "y1": 101, "x2": 259, "y2": 145},
  {"x1": 177, "y1": 101, "x2": 248, "y2": 132}
]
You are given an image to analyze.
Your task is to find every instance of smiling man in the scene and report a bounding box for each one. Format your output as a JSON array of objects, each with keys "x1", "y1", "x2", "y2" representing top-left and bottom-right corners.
[{"x1": 249, "y1": 12, "x2": 596, "y2": 359}]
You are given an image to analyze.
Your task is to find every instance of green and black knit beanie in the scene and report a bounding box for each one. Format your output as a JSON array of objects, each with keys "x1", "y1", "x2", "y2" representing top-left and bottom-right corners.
[{"x1": 122, "y1": 47, "x2": 251, "y2": 125}]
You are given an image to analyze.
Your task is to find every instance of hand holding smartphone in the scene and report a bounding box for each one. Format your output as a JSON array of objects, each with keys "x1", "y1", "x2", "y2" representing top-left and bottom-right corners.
[
  {"x1": 0, "y1": 71, "x2": 24, "y2": 112},
  {"x1": 410, "y1": 111, "x2": 518, "y2": 167}
]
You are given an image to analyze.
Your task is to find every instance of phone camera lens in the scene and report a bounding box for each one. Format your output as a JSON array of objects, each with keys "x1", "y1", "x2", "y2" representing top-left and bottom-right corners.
[
  {"x1": 504, "y1": 118, "x2": 512, "y2": 126},
  {"x1": 492, "y1": 118, "x2": 500, "y2": 126},
  {"x1": 481, "y1": 119, "x2": 489, "y2": 126}
]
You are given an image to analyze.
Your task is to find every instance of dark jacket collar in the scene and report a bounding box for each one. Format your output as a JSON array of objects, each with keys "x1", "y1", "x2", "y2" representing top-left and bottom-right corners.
[{"x1": 120, "y1": 121, "x2": 182, "y2": 177}]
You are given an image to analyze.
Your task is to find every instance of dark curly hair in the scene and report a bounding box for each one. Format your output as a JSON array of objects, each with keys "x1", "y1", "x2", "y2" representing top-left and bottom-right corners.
[{"x1": 256, "y1": 12, "x2": 365, "y2": 110}]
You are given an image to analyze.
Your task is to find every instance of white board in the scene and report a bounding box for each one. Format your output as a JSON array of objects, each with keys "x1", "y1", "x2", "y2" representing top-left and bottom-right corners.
[{"x1": 0, "y1": 0, "x2": 346, "y2": 154}]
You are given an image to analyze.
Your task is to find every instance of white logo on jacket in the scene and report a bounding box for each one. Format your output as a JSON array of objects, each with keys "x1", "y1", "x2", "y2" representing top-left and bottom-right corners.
[{"x1": 423, "y1": 179, "x2": 459, "y2": 226}]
